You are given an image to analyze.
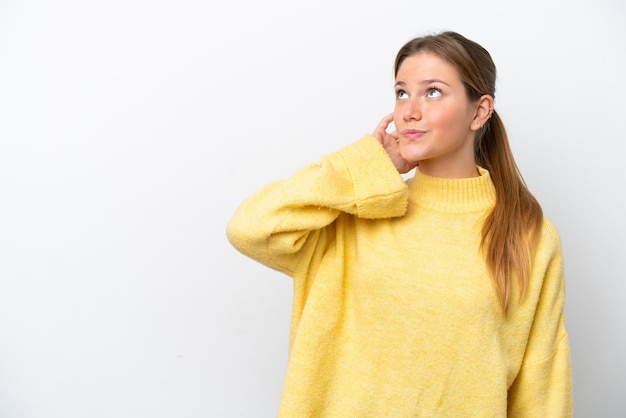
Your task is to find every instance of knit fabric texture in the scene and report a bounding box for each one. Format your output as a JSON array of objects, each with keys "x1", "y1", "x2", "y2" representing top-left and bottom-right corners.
[{"x1": 227, "y1": 135, "x2": 572, "y2": 417}]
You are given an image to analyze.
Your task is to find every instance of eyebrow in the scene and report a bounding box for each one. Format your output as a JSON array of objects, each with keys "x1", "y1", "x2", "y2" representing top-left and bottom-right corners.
[{"x1": 394, "y1": 79, "x2": 451, "y2": 88}]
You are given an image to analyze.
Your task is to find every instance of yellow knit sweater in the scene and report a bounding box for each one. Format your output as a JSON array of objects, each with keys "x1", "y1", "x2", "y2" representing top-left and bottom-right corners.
[{"x1": 227, "y1": 135, "x2": 572, "y2": 417}]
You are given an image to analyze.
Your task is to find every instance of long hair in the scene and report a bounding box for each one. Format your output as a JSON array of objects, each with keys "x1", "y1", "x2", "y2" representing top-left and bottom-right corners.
[{"x1": 394, "y1": 31, "x2": 543, "y2": 313}]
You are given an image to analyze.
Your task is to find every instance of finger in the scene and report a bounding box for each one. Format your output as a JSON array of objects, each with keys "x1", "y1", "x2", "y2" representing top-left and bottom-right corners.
[
  {"x1": 380, "y1": 113, "x2": 394, "y2": 130},
  {"x1": 374, "y1": 113, "x2": 394, "y2": 134},
  {"x1": 382, "y1": 130, "x2": 398, "y2": 145}
]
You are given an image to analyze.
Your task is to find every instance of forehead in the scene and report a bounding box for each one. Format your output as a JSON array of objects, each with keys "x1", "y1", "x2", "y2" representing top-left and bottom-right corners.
[{"x1": 395, "y1": 52, "x2": 461, "y2": 84}]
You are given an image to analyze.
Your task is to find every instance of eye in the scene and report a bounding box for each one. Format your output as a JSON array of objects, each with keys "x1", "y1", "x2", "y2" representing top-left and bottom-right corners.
[
  {"x1": 426, "y1": 87, "x2": 442, "y2": 98},
  {"x1": 396, "y1": 90, "x2": 408, "y2": 100}
]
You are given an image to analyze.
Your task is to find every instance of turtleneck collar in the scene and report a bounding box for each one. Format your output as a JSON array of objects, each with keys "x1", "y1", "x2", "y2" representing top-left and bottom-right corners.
[{"x1": 407, "y1": 166, "x2": 496, "y2": 214}]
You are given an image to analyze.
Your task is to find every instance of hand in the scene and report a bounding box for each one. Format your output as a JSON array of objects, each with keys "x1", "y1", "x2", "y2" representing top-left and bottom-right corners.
[{"x1": 372, "y1": 113, "x2": 418, "y2": 174}]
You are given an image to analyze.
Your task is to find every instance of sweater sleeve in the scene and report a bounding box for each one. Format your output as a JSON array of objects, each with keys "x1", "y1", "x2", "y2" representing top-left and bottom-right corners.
[
  {"x1": 508, "y1": 224, "x2": 573, "y2": 417},
  {"x1": 226, "y1": 135, "x2": 408, "y2": 276}
]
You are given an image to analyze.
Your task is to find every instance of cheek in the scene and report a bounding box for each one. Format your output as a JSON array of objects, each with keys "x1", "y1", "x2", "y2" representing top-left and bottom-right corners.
[
  {"x1": 428, "y1": 106, "x2": 452, "y2": 125},
  {"x1": 430, "y1": 106, "x2": 468, "y2": 130},
  {"x1": 392, "y1": 107, "x2": 402, "y2": 128}
]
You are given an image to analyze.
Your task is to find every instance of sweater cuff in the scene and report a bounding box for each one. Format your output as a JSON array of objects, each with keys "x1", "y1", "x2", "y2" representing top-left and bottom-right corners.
[{"x1": 337, "y1": 135, "x2": 408, "y2": 219}]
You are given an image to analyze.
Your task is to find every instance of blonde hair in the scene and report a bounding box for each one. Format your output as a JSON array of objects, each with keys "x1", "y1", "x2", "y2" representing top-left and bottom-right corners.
[{"x1": 394, "y1": 31, "x2": 543, "y2": 313}]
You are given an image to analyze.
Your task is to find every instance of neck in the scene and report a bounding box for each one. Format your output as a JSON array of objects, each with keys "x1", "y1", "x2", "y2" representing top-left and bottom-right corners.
[
  {"x1": 417, "y1": 159, "x2": 480, "y2": 179},
  {"x1": 408, "y1": 166, "x2": 496, "y2": 213}
]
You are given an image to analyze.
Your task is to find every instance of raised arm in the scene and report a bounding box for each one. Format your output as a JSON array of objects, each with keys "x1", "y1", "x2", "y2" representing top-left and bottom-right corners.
[{"x1": 226, "y1": 135, "x2": 408, "y2": 276}]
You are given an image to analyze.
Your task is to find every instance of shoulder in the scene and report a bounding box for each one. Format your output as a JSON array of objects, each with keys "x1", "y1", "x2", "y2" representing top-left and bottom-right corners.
[
  {"x1": 534, "y1": 216, "x2": 564, "y2": 266},
  {"x1": 540, "y1": 217, "x2": 561, "y2": 244}
]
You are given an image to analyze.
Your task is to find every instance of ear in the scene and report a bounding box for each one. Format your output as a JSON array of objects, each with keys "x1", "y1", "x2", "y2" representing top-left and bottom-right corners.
[{"x1": 470, "y1": 95, "x2": 495, "y2": 131}]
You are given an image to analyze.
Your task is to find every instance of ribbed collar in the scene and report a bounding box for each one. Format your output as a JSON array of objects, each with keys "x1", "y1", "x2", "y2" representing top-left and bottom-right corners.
[{"x1": 407, "y1": 166, "x2": 496, "y2": 214}]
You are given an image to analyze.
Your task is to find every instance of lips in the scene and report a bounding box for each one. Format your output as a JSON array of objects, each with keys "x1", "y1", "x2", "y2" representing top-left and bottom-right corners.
[{"x1": 402, "y1": 129, "x2": 426, "y2": 140}]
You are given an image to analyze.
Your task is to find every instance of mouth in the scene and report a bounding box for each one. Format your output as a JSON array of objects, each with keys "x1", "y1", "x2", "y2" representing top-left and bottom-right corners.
[{"x1": 402, "y1": 129, "x2": 426, "y2": 140}]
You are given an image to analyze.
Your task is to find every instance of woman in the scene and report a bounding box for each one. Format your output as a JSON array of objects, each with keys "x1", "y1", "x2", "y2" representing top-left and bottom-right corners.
[{"x1": 227, "y1": 31, "x2": 572, "y2": 416}]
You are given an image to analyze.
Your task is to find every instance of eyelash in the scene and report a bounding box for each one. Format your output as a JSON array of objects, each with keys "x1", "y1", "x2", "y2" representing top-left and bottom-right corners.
[
  {"x1": 395, "y1": 86, "x2": 442, "y2": 100},
  {"x1": 426, "y1": 86, "x2": 442, "y2": 97},
  {"x1": 396, "y1": 89, "x2": 408, "y2": 99}
]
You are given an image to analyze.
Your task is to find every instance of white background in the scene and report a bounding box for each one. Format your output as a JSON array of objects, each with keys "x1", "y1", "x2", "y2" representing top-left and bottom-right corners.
[{"x1": 0, "y1": 0, "x2": 624, "y2": 416}]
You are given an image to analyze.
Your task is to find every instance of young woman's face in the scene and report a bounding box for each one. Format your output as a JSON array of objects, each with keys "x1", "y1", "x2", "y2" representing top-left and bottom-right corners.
[{"x1": 393, "y1": 52, "x2": 480, "y2": 178}]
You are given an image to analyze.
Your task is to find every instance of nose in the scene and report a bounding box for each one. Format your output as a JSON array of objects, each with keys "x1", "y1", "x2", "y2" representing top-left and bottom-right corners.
[{"x1": 403, "y1": 98, "x2": 422, "y2": 121}]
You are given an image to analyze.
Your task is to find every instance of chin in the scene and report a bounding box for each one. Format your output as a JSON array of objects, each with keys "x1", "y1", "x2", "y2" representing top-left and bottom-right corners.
[{"x1": 400, "y1": 149, "x2": 427, "y2": 163}]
